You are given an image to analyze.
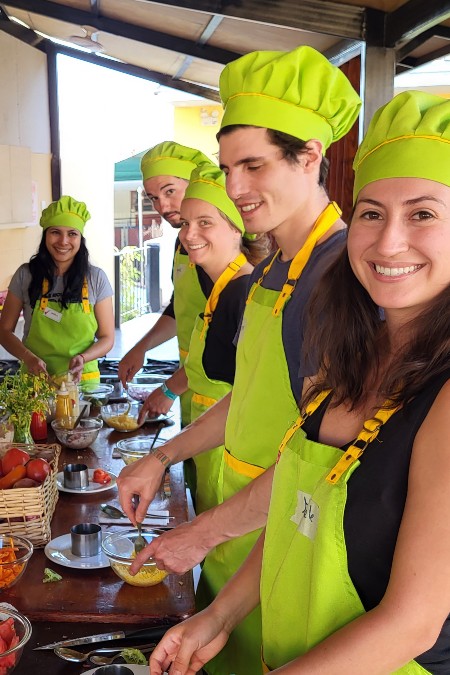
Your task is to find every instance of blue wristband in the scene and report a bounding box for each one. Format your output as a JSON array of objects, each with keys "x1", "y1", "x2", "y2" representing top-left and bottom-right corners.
[{"x1": 161, "y1": 382, "x2": 177, "y2": 401}]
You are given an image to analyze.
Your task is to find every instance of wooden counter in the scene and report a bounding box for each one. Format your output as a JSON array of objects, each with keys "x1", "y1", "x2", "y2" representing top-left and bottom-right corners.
[{"x1": 2, "y1": 408, "x2": 195, "y2": 673}]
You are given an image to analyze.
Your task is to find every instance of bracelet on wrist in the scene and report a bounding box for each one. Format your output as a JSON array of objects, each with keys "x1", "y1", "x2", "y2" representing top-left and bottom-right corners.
[
  {"x1": 152, "y1": 448, "x2": 172, "y2": 468},
  {"x1": 79, "y1": 353, "x2": 86, "y2": 363},
  {"x1": 161, "y1": 382, "x2": 177, "y2": 401}
]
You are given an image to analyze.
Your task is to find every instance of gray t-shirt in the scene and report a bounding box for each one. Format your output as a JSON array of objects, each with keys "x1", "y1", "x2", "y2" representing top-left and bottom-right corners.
[{"x1": 8, "y1": 264, "x2": 113, "y2": 340}]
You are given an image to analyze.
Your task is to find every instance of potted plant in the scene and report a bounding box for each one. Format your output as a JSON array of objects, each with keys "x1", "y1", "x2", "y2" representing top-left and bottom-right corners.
[{"x1": 0, "y1": 367, "x2": 53, "y2": 444}]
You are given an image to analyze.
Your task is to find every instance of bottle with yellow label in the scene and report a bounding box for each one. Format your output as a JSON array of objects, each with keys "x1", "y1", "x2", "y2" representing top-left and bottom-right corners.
[{"x1": 55, "y1": 381, "x2": 73, "y2": 428}]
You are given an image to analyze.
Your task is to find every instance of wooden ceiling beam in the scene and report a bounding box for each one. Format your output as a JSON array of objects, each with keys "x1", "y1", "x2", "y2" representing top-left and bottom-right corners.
[
  {"x1": 3, "y1": 0, "x2": 240, "y2": 64},
  {"x1": 386, "y1": 0, "x2": 450, "y2": 47}
]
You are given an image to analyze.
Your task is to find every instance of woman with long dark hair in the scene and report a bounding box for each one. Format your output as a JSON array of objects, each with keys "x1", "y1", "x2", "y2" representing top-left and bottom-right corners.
[
  {"x1": 149, "y1": 91, "x2": 450, "y2": 675},
  {"x1": 0, "y1": 196, "x2": 114, "y2": 382}
]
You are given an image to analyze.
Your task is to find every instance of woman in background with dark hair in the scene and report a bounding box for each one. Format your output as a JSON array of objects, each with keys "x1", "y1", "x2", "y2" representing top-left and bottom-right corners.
[{"x1": 0, "y1": 196, "x2": 114, "y2": 382}]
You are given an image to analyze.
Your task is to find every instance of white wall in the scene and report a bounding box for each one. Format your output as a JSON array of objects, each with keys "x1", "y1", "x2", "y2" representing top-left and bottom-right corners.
[{"x1": 0, "y1": 32, "x2": 52, "y2": 289}]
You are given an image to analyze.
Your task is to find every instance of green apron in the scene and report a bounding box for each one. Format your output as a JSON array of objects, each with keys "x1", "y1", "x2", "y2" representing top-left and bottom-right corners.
[
  {"x1": 261, "y1": 392, "x2": 430, "y2": 674},
  {"x1": 24, "y1": 278, "x2": 100, "y2": 381},
  {"x1": 184, "y1": 253, "x2": 247, "y2": 515},
  {"x1": 173, "y1": 245, "x2": 206, "y2": 427},
  {"x1": 197, "y1": 203, "x2": 342, "y2": 675}
]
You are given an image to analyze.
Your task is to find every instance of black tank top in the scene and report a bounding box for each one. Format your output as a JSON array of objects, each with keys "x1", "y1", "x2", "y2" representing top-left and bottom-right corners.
[{"x1": 301, "y1": 371, "x2": 450, "y2": 674}]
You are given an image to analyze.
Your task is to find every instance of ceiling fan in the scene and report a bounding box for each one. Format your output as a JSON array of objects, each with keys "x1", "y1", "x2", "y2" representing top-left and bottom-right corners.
[{"x1": 68, "y1": 26, "x2": 104, "y2": 53}]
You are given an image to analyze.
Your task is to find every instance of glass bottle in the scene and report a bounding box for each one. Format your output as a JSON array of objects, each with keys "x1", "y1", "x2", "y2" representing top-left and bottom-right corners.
[{"x1": 55, "y1": 381, "x2": 73, "y2": 428}]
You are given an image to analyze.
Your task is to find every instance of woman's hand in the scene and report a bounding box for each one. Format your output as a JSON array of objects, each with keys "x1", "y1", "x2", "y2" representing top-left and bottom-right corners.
[
  {"x1": 22, "y1": 351, "x2": 47, "y2": 376},
  {"x1": 150, "y1": 610, "x2": 230, "y2": 675},
  {"x1": 68, "y1": 354, "x2": 85, "y2": 382},
  {"x1": 138, "y1": 387, "x2": 174, "y2": 423}
]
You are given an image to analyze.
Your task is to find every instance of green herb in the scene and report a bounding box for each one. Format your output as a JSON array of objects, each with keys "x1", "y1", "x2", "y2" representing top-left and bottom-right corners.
[
  {"x1": 0, "y1": 366, "x2": 53, "y2": 429},
  {"x1": 120, "y1": 647, "x2": 148, "y2": 664},
  {"x1": 43, "y1": 567, "x2": 62, "y2": 583}
]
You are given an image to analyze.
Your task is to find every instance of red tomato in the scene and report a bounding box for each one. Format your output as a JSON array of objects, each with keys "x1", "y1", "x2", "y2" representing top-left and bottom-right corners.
[
  {"x1": 1, "y1": 448, "x2": 30, "y2": 476},
  {"x1": 93, "y1": 468, "x2": 111, "y2": 485},
  {"x1": 26, "y1": 458, "x2": 50, "y2": 484}
]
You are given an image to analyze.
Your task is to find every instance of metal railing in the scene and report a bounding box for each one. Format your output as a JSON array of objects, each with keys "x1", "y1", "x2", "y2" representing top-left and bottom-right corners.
[{"x1": 114, "y1": 244, "x2": 160, "y2": 327}]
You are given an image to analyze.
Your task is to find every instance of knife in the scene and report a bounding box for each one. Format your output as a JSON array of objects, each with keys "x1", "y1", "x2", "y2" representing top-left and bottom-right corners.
[{"x1": 34, "y1": 625, "x2": 170, "y2": 650}]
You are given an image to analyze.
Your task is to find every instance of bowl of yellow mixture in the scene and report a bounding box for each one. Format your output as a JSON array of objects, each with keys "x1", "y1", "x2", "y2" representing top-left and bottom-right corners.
[
  {"x1": 100, "y1": 403, "x2": 143, "y2": 432},
  {"x1": 101, "y1": 529, "x2": 168, "y2": 586}
]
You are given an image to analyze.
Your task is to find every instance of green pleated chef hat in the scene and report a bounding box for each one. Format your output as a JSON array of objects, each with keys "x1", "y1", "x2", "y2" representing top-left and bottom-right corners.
[
  {"x1": 40, "y1": 196, "x2": 90, "y2": 234},
  {"x1": 353, "y1": 90, "x2": 450, "y2": 202},
  {"x1": 141, "y1": 141, "x2": 212, "y2": 181},
  {"x1": 219, "y1": 45, "x2": 361, "y2": 151},
  {"x1": 183, "y1": 162, "x2": 255, "y2": 239}
]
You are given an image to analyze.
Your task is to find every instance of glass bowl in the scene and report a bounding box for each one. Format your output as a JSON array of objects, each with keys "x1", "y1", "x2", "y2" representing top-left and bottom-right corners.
[
  {"x1": 116, "y1": 436, "x2": 166, "y2": 465},
  {"x1": 79, "y1": 383, "x2": 114, "y2": 407},
  {"x1": 0, "y1": 536, "x2": 33, "y2": 591},
  {"x1": 100, "y1": 403, "x2": 143, "y2": 433},
  {"x1": 126, "y1": 382, "x2": 162, "y2": 403},
  {"x1": 102, "y1": 530, "x2": 168, "y2": 587},
  {"x1": 0, "y1": 605, "x2": 32, "y2": 673},
  {"x1": 51, "y1": 417, "x2": 103, "y2": 449}
]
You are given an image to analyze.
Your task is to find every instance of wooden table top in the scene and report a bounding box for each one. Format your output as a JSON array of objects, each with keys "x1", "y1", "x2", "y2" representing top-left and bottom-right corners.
[{"x1": 2, "y1": 406, "x2": 195, "y2": 673}]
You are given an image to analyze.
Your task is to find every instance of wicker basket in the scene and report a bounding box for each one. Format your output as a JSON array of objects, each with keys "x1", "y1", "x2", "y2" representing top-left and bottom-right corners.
[{"x1": 0, "y1": 442, "x2": 60, "y2": 547}]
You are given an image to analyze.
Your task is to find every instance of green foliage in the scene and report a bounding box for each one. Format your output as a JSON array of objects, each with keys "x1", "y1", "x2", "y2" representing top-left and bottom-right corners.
[
  {"x1": 0, "y1": 366, "x2": 53, "y2": 428},
  {"x1": 43, "y1": 567, "x2": 62, "y2": 583},
  {"x1": 120, "y1": 247, "x2": 145, "y2": 323}
]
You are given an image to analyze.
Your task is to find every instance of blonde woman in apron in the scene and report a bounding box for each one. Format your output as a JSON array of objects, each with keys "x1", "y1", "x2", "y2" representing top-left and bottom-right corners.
[
  {"x1": 149, "y1": 91, "x2": 450, "y2": 675},
  {"x1": 0, "y1": 196, "x2": 114, "y2": 382}
]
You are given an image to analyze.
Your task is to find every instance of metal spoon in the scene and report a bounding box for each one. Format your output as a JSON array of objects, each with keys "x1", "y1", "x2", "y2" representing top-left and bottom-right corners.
[
  {"x1": 90, "y1": 645, "x2": 155, "y2": 665},
  {"x1": 132, "y1": 495, "x2": 147, "y2": 553},
  {"x1": 54, "y1": 646, "x2": 125, "y2": 663},
  {"x1": 55, "y1": 642, "x2": 155, "y2": 663},
  {"x1": 100, "y1": 504, "x2": 174, "y2": 520}
]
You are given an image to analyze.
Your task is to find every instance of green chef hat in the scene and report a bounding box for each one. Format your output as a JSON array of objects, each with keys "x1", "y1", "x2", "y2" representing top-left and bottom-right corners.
[
  {"x1": 353, "y1": 90, "x2": 450, "y2": 202},
  {"x1": 141, "y1": 141, "x2": 212, "y2": 181},
  {"x1": 219, "y1": 45, "x2": 361, "y2": 150},
  {"x1": 183, "y1": 162, "x2": 254, "y2": 238},
  {"x1": 40, "y1": 196, "x2": 90, "y2": 233}
]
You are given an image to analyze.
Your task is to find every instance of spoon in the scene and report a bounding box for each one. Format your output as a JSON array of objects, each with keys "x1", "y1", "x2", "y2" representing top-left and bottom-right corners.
[
  {"x1": 55, "y1": 642, "x2": 155, "y2": 663},
  {"x1": 90, "y1": 645, "x2": 155, "y2": 665},
  {"x1": 132, "y1": 495, "x2": 147, "y2": 553},
  {"x1": 100, "y1": 504, "x2": 174, "y2": 520}
]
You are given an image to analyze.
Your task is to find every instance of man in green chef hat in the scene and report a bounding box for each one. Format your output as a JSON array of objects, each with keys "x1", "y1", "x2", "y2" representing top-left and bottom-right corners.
[
  {"x1": 117, "y1": 46, "x2": 361, "y2": 674},
  {"x1": 118, "y1": 141, "x2": 213, "y2": 428}
]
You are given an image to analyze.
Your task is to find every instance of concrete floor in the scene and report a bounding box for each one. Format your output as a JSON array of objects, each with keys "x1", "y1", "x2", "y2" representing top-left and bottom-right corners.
[{"x1": 109, "y1": 312, "x2": 179, "y2": 361}]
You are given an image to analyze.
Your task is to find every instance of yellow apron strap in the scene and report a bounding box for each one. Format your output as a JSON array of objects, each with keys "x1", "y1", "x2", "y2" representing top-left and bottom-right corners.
[
  {"x1": 81, "y1": 370, "x2": 100, "y2": 381},
  {"x1": 246, "y1": 250, "x2": 279, "y2": 305},
  {"x1": 40, "y1": 278, "x2": 90, "y2": 313},
  {"x1": 179, "y1": 347, "x2": 189, "y2": 360},
  {"x1": 200, "y1": 252, "x2": 247, "y2": 340},
  {"x1": 39, "y1": 278, "x2": 49, "y2": 311},
  {"x1": 272, "y1": 202, "x2": 342, "y2": 317},
  {"x1": 326, "y1": 402, "x2": 401, "y2": 484},
  {"x1": 192, "y1": 393, "x2": 217, "y2": 408},
  {"x1": 81, "y1": 278, "x2": 90, "y2": 314},
  {"x1": 278, "y1": 389, "x2": 331, "y2": 455}
]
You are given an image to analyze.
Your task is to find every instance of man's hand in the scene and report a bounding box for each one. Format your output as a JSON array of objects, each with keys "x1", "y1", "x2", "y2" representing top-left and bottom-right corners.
[
  {"x1": 116, "y1": 453, "x2": 166, "y2": 524},
  {"x1": 118, "y1": 344, "x2": 146, "y2": 387},
  {"x1": 129, "y1": 519, "x2": 212, "y2": 575}
]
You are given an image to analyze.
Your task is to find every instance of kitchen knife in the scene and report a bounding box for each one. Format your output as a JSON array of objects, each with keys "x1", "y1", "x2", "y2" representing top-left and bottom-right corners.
[{"x1": 34, "y1": 625, "x2": 170, "y2": 650}]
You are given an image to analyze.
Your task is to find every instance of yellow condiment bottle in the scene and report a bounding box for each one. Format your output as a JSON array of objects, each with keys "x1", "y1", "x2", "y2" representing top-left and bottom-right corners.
[
  {"x1": 55, "y1": 381, "x2": 73, "y2": 428},
  {"x1": 66, "y1": 372, "x2": 80, "y2": 417}
]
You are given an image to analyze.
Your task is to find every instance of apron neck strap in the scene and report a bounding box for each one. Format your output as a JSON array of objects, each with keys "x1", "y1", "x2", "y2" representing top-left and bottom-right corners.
[
  {"x1": 278, "y1": 389, "x2": 401, "y2": 484},
  {"x1": 246, "y1": 202, "x2": 342, "y2": 314},
  {"x1": 272, "y1": 201, "x2": 342, "y2": 317},
  {"x1": 40, "y1": 277, "x2": 90, "y2": 314},
  {"x1": 200, "y1": 252, "x2": 247, "y2": 340}
]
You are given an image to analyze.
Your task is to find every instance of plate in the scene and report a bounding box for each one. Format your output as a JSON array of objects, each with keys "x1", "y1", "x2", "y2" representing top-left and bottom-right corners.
[
  {"x1": 84, "y1": 667, "x2": 151, "y2": 675},
  {"x1": 144, "y1": 412, "x2": 173, "y2": 424},
  {"x1": 56, "y1": 469, "x2": 118, "y2": 494},
  {"x1": 44, "y1": 533, "x2": 110, "y2": 569}
]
